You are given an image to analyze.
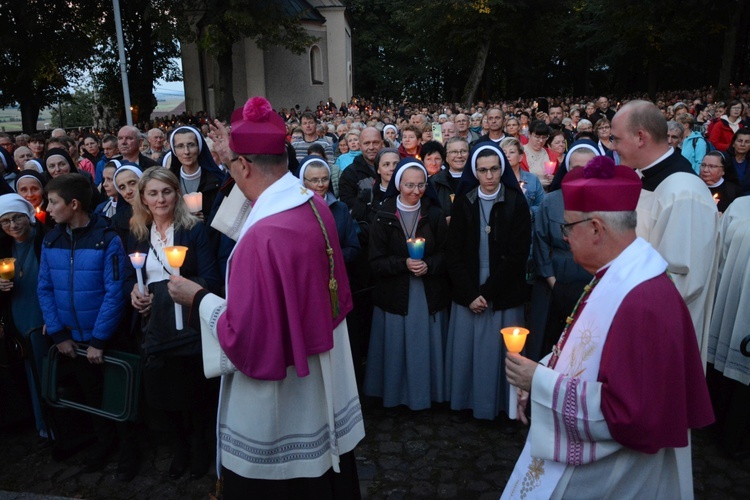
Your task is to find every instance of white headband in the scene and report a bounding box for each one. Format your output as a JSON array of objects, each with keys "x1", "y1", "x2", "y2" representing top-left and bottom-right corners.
[
  {"x1": 0, "y1": 193, "x2": 36, "y2": 225},
  {"x1": 113, "y1": 165, "x2": 143, "y2": 195},
  {"x1": 169, "y1": 126, "x2": 203, "y2": 154},
  {"x1": 470, "y1": 144, "x2": 506, "y2": 179},
  {"x1": 394, "y1": 162, "x2": 428, "y2": 191}
]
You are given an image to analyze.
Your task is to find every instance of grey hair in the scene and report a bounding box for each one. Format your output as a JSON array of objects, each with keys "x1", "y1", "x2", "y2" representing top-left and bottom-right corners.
[
  {"x1": 582, "y1": 211, "x2": 637, "y2": 232},
  {"x1": 667, "y1": 120, "x2": 684, "y2": 137}
]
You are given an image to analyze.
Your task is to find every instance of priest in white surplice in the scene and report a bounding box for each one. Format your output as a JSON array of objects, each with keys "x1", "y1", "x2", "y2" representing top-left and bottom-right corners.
[
  {"x1": 610, "y1": 100, "x2": 719, "y2": 358},
  {"x1": 501, "y1": 156, "x2": 713, "y2": 499}
]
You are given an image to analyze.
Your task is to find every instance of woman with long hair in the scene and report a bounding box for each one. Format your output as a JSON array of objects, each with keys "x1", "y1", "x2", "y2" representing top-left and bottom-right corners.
[
  {"x1": 727, "y1": 128, "x2": 750, "y2": 195},
  {"x1": 127, "y1": 167, "x2": 220, "y2": 480}
]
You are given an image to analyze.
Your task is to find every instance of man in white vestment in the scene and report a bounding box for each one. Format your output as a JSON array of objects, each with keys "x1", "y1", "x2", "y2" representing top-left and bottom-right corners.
[{"x1": 501, "y1": 156, "x2": 713, "y2": 499}]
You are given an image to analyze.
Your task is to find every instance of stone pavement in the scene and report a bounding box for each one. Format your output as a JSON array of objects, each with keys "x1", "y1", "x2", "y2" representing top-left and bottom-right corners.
[{"x1": 1, "y1": 397, "x2": 748, "y2": 499}]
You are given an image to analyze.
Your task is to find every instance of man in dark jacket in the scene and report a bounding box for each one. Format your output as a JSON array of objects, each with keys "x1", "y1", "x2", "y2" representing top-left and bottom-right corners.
[{"x1": 339, "y1": 127, "x2": 383, "y2": 223}]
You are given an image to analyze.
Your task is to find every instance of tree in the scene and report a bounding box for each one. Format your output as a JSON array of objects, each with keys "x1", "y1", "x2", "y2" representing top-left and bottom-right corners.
[
  {"x1": 177, "y1": 0, "x2": 317, "y2": 119},
  {"x1": 90, "y1": 0, "x2": 182, "y2": 125},
  {"x1": 49, "y1": 89, "x2": 98, "y2": 129},
  {"x1": 0, "y1": 0, "x2": 101, "y2": 132}
]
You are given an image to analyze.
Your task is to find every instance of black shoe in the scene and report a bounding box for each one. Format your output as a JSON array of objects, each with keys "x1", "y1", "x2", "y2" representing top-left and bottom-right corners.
[
  {"x1": 83, "y1": 442, "x2": 115, "y2": 473},
  {"x1": 116, "y1": 454, "x2": 139, "y2": 482},
  {"x1": 189, "y1": 438, "x2": 209, "y2": 480},
  {"x1": 168, "y1": 451, "x2": 189, "y2": 479}
]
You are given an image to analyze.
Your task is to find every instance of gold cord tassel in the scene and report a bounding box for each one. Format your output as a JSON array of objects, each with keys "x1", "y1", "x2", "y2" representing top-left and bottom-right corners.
[{"x1": 310, "y1": 200, "x2": 340, "y2": 319}]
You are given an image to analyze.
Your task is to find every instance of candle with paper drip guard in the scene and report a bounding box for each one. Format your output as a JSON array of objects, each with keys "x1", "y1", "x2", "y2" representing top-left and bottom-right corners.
[
  {"x1": 128, "y1": 252, "x2": 146, "y2": 295},
  {"x1": 544, "y1": 161, "x2": 556, "y2": 175},
  {"x1": 0, "y1": 258, "x2": 16, "y2": 280},
  {"x1": 164, "y1": 246, "x2": 189, "y2": 330},
  {"x1": 406, "y1": 237, "x2": 425, "y2": 259},
  {"x1": 501, "y1": 327, "x2": 530, "y2": 420},
  {"x1": 183, "y1": 192, "x2": 203, "y2": 213}
]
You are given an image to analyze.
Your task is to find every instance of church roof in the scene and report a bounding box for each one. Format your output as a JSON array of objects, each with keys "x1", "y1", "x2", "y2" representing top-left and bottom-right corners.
[{"x1": 283, "y1": 0, "x2": 327, "y2": 23}]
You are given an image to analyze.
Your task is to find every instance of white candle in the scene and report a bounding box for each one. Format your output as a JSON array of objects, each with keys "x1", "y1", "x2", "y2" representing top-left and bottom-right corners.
[
  {"x1": 164, "y1": 246, "x2": 189, "y2": 331},
  {"x1": 128, "y1": 252, "x2": 146, "y2": 295},
  {"x1": 183, "y1": 192, "x2": 203, "y2": 213}
]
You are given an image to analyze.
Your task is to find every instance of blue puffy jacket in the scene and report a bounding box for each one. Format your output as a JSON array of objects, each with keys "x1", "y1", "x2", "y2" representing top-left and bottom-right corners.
[{"x1": 37, "y1": 213, "x2": 126, "y2": 349}]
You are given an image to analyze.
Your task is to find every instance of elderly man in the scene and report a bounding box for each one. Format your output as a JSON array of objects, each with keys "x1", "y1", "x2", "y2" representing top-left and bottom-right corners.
[
  {"x1": 611, "y1": 100, "x2": 718, "y2": 353},
  {"x1": 116, "y1": 126, "x2": 158, "y2": 169},
  {"x1": 502, "y1": 157, "x2": 713, "y2": 499},
  {"x1": 441, "y1": 121, "x2": 457, "y2": 145},
  {"x1": 455, "y1": 113, "x2": 479, "y2": 144},
  {"x1": 167, "y1": 97, "x2": 364, "y2": 499},
  {"x1": 146, "y1": 128, "x2": 167, "y2": 161}
]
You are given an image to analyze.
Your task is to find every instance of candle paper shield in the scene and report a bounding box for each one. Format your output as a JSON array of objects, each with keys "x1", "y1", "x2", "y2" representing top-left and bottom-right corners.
[{"x1": 406, "y1": 238, "x2": 426, "y2": 260}]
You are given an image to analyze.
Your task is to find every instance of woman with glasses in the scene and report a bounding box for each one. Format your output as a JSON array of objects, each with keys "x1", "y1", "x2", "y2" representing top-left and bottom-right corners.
[
  {"x1": 364, "y1": 157, "x2": 449, "y2": 410},
  {"x1": 521, "y1": 120, "x2": 556, "y2": 190},
  {"x1": 298, "y1": 155, "x2": 360, "y2": 263},
  {"x1": 727, "y1": 128, "x2": 750, "y2": 195},
  {"x1": 431, "y1": 137, "x2": 469, "y2": 217},
  {"x1": 594, "y1": 118, "x2": 613, "y2": 156},
  {"x1": 444, "y1": 142, "x2": 530, "y2": 422},
  {"x1": 165, "y1": 125, "x2": 226, "y2": 220},
  {"x1": 699, "y1": 151, "x2": 741, "y2": 213},
  {"x1": 0, "y1": 194, "x2": 52, "y2": 443},
  {"x1": 708, "y1": 100, "x2": 745, "y2": 152}
]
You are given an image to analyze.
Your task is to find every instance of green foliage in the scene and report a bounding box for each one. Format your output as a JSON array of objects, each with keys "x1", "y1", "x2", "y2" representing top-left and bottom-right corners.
[
  {"x1": 89, "y1": 0, "x2": 182, "y2": 124},
  {"x1": 0, "y1": 0, "x2": 102, "y2": 131},
  {"x1": 346, "y1": 0, "x2": 744, "y2": 101},
  {"x1": 49, "y1": 89, "x2": 98, "y2": 128}
]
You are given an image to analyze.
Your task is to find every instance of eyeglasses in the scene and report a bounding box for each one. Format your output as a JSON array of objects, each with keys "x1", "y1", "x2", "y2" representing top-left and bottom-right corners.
[
  {"x1": 0, "y1": 215, "x2": 28, "y2": 228},
  {"x1": 699, "y1": 163, "x2": 722, "y2": 170},
  {"x1": 304, "y1": 177, "x2": 330, "y2": 185},
  {"x1": 173, "y1": 143, "x2": 199, "y2": 151},
  {"x1": 531, "y1": 134, "x2": 548, "y2": 142},
  {"x1": 447, "y1": 149, "x2": 469, "y2": 156},
  {"x1": 402, "y1": 183, "x2": 427, "y2": 190},
  {"x1": 476, "y1": 166, "x2": 501, "y2": 176},
  {"x1": 560, "y1": 218, "x2": 593, "y2": 237}
]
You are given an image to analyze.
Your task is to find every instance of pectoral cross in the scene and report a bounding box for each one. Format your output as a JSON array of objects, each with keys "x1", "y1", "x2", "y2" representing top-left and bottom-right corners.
[{"x1": 300, "y1": 186, "x2": 310, "y2": 195}]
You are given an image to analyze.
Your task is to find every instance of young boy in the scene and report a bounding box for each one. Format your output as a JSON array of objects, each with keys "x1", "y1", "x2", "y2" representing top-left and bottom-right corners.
[{"x1": 37, "y1": 173, "x2": 128, "y2": 473}]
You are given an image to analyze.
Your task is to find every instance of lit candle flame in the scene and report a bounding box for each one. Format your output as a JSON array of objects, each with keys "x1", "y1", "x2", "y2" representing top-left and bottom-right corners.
[{"x1": 713, "y1": 193, "x2": 720, "y2": 204}]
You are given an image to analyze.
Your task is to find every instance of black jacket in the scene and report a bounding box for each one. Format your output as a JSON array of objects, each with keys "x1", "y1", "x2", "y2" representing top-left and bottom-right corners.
[
  {"x1": 369, "y1": 196, "x2": 449, "y2": 315},
  {"x1": 430, "y1": 169, "x2": 459, "y2": 216},
  {"x1": 446, "y1": 185, "x2": 530, "y2": 310},
  {"x1": 339, "y1": 155, "x2": 378, "y2": 223}
]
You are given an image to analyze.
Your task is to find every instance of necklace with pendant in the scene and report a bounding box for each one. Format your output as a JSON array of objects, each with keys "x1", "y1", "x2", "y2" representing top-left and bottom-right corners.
[{"x1": 479, "y1": 199, "x2": 491, "y2": 234}]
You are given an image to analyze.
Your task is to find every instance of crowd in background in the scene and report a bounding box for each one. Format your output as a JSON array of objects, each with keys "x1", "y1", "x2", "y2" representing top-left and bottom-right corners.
[{"x1": 1, "y1": 84, "x2": 749, "y2": 484}]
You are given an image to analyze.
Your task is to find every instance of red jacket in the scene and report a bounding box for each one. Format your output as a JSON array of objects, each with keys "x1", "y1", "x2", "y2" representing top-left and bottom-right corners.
[{"x1": 708, "y1": 117, "x2": 744, "y2": 152}]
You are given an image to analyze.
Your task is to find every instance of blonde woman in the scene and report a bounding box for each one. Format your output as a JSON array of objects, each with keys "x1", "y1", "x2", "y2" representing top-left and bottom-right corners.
[{"x1": 127, "y1": 167, "x2": 220, "y2": 480}]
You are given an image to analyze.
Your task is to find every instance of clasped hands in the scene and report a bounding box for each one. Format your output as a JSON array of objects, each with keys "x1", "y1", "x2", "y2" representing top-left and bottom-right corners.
[{"x1": 406, "y1": 258, "x2": 428, "y2": 277}]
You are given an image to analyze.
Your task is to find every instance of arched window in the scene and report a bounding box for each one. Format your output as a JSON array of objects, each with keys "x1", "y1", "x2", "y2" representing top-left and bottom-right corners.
[{"x1": 310, "y1": 45, "x2": 323, "y2": 85}]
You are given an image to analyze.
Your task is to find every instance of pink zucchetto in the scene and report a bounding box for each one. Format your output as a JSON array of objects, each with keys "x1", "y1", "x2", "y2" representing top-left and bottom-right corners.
[
  {"x1": 229, "y1": 96, "x2": 287, "y2": 155},
  {"x1": 562, "y1": 156, "x2": 642, "y2": 212}
]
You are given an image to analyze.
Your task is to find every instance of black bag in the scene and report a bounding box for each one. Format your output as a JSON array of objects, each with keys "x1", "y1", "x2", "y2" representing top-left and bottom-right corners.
[
  {"x1": 0, "y1": 321, "x2": 26, "y2": 368},
  {"x1": 140, "y1": 277, "x2": 207, "y2": 359}
]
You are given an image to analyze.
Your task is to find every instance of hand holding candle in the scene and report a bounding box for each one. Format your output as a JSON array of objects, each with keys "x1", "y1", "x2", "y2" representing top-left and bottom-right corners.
[
  {"x1": 164, "y1": 246, "x2": 188, "y2": 330},
  {"x1": 501, "y1": 327, "x2": 530, "y2": 420},
  {"x1": 128, "y1": 252, "x2": 146, "y2": 295},
  {"x1": 406, "y1": 237, "x2": 425, "y2": 260},
  {"x1": 0, "y1": 258, "x2": 16, "y2": 280}
]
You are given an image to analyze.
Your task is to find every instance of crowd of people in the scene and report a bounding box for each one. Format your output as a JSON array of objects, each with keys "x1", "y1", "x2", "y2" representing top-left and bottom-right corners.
[{"x1": 0, "y1": 86, "x2": 749, "y2": 498}]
